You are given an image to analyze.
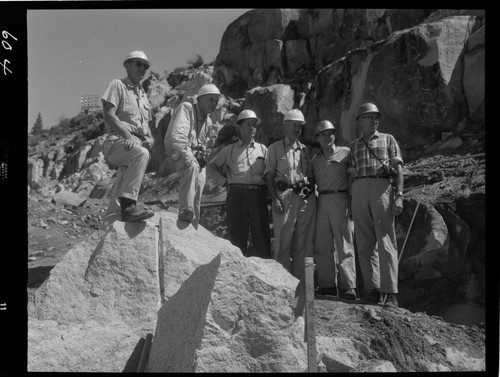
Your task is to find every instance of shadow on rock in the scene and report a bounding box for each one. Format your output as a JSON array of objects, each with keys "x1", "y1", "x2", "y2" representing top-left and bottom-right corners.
[{"x1": 28, "y1": 266, "x2": 55, "y2": 288}]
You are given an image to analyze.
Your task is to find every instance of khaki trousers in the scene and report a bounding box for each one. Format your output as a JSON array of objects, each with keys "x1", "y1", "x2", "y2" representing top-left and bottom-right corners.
[
  {"x1": 167, "y1": 155, "x2": 206, "y2": 229},
  {"x1": 314, "y1": 192, "x2": 356, "y2": 290},
  {"x1": 102, "y1": 136, "x2": 150, "y2": 222},
  {"x1": 272, "y1": 189, "x2": 316, "y2": 283},
  {"x1": 351, "y1": 178, "x2": 398, "y2": 294}
]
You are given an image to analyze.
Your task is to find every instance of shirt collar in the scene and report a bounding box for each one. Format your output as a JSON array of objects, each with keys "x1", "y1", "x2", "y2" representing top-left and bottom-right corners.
[
  {"x1": 362, "y1": 130, "x2": 380, "y2": 142},
  {"x1": 123, "y1": 77, "x2": 141, "y2": 91},
  {"x1": 238, "y1": 139, "x2": 255, "y2": 148},
  {"x1": 319, "y1": 145, "x2": 336, "y2": 156},
  {"x1": 284, "y1": 136, "x2": 304, "y2": 150}
]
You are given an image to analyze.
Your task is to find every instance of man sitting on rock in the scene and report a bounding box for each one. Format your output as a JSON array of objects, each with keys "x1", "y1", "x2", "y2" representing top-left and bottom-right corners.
[
  {"x1": 163, "y1": 83, "x2": 221, "y2": 229},
  {"x1": 101, "y1": 50, "x2": 155, "y2": 222}
]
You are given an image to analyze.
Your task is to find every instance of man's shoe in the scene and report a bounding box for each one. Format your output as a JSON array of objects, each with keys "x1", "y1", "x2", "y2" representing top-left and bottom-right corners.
[
  {"x1": 361, "y1": 289, "x2": 383, "y2": 304},
  {"x1": 339, "y1": 288, "x2": 357, "y2": 301},
  {"x1": 121, "y1": 203, "x2": 154, "y2": 222},
  {"x1": 315, "y1": 286, "x2": 338, "y2": 297},
  {"x1": 384, "y1": 293, "x2": 398, "y2": 308},
  {"x1": 178, "y1": 209, "x2": 194, "y2": 224}
]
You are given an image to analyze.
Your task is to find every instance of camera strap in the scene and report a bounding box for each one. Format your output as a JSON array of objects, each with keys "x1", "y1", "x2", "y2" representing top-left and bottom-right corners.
[{"x1": 362, "y1": 138, "x2": 390, "y2": 169}]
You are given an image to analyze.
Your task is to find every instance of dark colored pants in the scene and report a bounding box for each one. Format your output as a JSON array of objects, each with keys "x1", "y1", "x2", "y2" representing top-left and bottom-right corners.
[{"x1": 226, "y1": 186, "x2": 271, "y2": 259}]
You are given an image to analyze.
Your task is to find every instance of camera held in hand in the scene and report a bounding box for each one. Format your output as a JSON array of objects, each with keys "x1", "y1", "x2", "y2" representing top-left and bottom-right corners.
[{"x1": 292, "y1": 177, "x2": 314, "y2": 200}]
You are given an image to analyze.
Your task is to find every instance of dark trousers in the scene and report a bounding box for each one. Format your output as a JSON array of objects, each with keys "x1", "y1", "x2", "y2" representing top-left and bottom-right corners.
[{"x1": 226, "y1": 186, "x2": 271, "y2": 259}]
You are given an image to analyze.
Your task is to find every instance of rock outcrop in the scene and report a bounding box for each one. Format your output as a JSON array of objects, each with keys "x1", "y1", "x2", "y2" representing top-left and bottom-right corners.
[{"x1": 28, "y1": 211, "x2": 306, "y2": 372}]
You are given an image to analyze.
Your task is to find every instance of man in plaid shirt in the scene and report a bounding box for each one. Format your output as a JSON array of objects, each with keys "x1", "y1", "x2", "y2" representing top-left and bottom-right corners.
[{"x1": 349, "y1": 102, "x2": 404, "y2": 308}]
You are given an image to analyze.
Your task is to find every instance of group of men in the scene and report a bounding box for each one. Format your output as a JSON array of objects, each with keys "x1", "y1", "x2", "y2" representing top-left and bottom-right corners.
[{"x1": 101, "y1": 50, "x2": 404, "y2": 308}]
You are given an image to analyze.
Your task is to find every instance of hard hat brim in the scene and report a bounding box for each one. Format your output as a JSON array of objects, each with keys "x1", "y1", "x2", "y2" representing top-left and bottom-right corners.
[
  {"x1": 238, "y1": 117, "x2": 261, "y2": 125},
  {"x1": 124, "y1": 57, "x2": 150, "y2": 66},
  {"x1": 356, "y1": 111, "x2": 381, "y2": 120}
]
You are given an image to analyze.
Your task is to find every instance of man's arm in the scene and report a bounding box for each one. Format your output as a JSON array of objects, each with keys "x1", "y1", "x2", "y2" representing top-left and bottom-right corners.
[
  {"x1": 206, "y1": 147, "x2": 228, "y2": 186},
  {"x1": 265, "y1": 171, "x2": 283, "y2": 215},
  {"x1": 102, "y1": 101, "x2": 141, "y2": 151}
]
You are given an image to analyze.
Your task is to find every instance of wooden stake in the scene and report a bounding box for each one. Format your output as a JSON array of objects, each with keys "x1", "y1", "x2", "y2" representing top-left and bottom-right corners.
[{"x1": 304, "y1": 257, "x2": 317, "y2": 372}]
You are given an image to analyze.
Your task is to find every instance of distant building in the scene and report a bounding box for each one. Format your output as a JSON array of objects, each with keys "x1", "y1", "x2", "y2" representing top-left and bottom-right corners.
[{"x1": 80, "y1": 95, "x2": 101, "y2": 114}]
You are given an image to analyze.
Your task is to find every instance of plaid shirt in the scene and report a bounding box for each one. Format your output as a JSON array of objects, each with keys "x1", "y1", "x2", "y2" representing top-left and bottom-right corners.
[{"x1": 349, "y1": 131, "x2": 403, "y2": 177}]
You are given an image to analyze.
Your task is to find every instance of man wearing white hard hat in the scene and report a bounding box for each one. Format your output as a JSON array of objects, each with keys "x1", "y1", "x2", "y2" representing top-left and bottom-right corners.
[
  {"x1": 164, "y1": 83, "x2": 221, "y2": 228},
  {"x1": 101, "y1": 50, "x2": 154, "y2": 222},
  {"x1": 349, "y1": 102, "x2": 404, "y2": 308},
  {"x1": 206, "y1": 109, "x2": 271, "y2": 258},
  {"x1": 311, "y1": 120, "x2": 357, "y2": 300},
  {"x1": 264, "y1": 109, "x2": 316, "y2": 282}
]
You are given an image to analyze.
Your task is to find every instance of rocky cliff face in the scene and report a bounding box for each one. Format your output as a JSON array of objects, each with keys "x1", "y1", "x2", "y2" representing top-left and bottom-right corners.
[{"x1": 215, "y1": 9, "x2": 484, "y2": 147}]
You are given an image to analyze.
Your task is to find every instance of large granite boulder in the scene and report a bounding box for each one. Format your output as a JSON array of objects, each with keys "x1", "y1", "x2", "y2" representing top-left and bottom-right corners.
[
  {"x1": 146, "y1": 214, "x2": 306, "y2": 372},
  {"x1": 28, "y1": 212, "x2": 306, "y2": 372},
  {"x1": 243, "y1": 84, "x2": 295, "y2": 144},
  {"x1": 215, "y1": 9, "x2": 433, "y2": 91}
]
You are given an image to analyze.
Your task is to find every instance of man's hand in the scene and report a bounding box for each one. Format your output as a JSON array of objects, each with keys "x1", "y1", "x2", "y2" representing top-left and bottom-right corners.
[
  {"x1": 347, "y1": 206, "x2": 353, "y2": 220},
  {"x1": 142, "y1": 136, "x2": 154, "y2": 150},
  {"x1": 124, "y1": 138, "x2": 141, "y2": 151},
  {"x1": 392, "y1": 196, "x2": 403, "y2": 216},
  {"x1": 272, "y1": 197, "x2": 284, "y2": 215},
  {"x1": 183, "y1": 153, "x2": 200, "y2": 169}
]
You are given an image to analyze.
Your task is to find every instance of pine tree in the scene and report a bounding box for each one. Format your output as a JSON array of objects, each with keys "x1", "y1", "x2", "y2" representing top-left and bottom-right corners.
[{"x1": 32, "y1": 112, "x2": 44, "y2": 135}]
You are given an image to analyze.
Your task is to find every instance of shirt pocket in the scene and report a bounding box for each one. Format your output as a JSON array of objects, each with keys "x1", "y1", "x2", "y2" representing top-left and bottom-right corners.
[
  {"x1": 276, "y1": 155, "x2": 288, "y2": 173},
  {"x1": 251, "y1": 156, "x2": 266, "y2": 175},
  {"x1": 141, "y1": 100, "x2": 152, "y2": 121}
]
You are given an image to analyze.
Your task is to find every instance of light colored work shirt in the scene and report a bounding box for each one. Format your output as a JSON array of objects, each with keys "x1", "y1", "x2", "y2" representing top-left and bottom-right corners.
[
  {"x1": 264, "y1": 136, "x2": 311, "y2": 184},
  {"x1": 101, "y1": 77, "x2": 152, "y2": 136},
  {"x1": 349, "y1": 131, "x2": 403, "y2": 177},
  {"x1": 311, "y1": 146, "x2": 351, "y2": 192},
  {"x1": 164, "y1": 101, "x2": 212, "y2": 160},
  {"x1": 207, "y1": 139, "x2": 267, "y2": 186}
]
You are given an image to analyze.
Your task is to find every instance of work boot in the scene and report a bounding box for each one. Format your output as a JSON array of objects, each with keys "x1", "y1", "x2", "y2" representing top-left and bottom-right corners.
[
  {"x1": 339, "y1": 288, "x2": 357, "y2": 301},
  {"x1": 178, "y1": 208, "x2": 194, "y2": 224},
  {"x1": 384, "y1": 293, "x2": 398, "y2": 308},
  {"x1": 120, "y1": 198, "x2": 154, "y2": 222}
]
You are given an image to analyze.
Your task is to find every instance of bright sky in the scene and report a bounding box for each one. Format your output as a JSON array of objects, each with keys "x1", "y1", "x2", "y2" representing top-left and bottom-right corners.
[{"x1": 28, "y1": 8, "x2": 252, "y2": 130}]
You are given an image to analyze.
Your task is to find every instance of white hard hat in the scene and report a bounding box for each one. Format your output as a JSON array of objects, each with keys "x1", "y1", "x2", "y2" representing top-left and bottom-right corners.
[
  {"x1": 283, "y1": 109, "x2": 305, "y2": 124},
  {"x1": 197, "y1": 83, "x2": 221, "y2": 97},
  {"x1": 237, "y1": 109, "x2": 261, "y2": 125},
  {"x1": 123, "y1": 50, "x2": 150, "y2": 65},
  {"x1": 315, "y1": 120, "x2": 335, "y2": 135}
]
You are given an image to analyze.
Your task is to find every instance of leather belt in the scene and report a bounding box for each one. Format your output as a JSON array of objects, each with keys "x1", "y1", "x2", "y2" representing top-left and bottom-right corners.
[
  {"x1": 319, "y1": 189, "x2": 347, "y2": 195},
  {"x1": 356, "y1": 175, "x2": 390, "y2": 180},
  {"x1": 229, "y1": 183, "x2": 266, "y2": 190}
]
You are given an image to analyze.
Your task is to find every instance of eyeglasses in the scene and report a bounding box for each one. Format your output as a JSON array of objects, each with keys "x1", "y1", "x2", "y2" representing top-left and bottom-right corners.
[
  {"x1": 319, "y1": 130, "x2": 335, "y2": 137},
  {"x1": 359, "y1": 115, "x2": 380, "y2": 120},
  {"x1": 132, "y1": 60, "x2": 150, "y2": 70}
]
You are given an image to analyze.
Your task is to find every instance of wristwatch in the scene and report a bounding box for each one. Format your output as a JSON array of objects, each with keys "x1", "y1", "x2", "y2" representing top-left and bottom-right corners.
[{"x1": 394, "y1": 189, "x2": 403, "y2": 198}]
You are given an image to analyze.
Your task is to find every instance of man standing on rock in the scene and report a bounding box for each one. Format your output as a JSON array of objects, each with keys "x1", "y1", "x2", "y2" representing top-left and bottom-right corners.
[
  {"x1": 206, "y1": 110, "x2": 271, "y2": 258},
  {"x1": 264, "y1": 109, "x2": 316, "y2": 282},
  {"x1": 101, "y1": 50, "x2": 155, "y2": 223},
  {"x1": 349, "y1": 102, "x2": 404, "y2": 308},
  {"x1": 164, "y1": 83, "x2": 221, "y2": 228},
  {"x1": 311, "y1": 120, "x2": 357, "y2": 300}
]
